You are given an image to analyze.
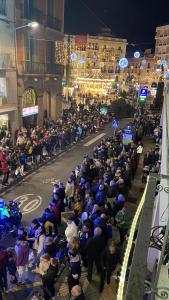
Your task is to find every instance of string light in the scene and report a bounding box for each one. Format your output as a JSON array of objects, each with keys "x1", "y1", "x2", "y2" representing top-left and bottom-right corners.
[{"x1": 117, "y1": 178, "x2": 149, "y2": 300}]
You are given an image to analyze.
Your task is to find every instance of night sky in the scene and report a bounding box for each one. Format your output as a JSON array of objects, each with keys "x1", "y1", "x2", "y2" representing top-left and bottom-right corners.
[{"x1": 65, "y1": 0, "x2": 169, "y2": 51}]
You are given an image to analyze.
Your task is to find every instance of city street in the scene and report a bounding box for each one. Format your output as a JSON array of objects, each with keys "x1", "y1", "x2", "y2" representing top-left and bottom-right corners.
[{"x1": 2, "y1": 120, "x2": 130, "y2": 226}]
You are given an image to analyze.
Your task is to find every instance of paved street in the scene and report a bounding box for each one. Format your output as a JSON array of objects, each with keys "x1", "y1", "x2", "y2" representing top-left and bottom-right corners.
[
  {"x1": 2, "y1": 120, "x2": 131, "y2": 226},
  {"x1": 2, "y1": 118, "x2": 151, "y2": 300}
]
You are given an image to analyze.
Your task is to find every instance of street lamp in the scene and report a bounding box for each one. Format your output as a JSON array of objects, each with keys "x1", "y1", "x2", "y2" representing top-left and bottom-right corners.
[{"x1": 15, "y1": 21, "x2": 39, "y2": 30}]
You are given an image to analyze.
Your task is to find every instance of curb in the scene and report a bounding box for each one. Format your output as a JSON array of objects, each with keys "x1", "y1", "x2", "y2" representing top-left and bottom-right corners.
[{"x1": 0, "y1": 126, "x2": 107, "y2": 194}]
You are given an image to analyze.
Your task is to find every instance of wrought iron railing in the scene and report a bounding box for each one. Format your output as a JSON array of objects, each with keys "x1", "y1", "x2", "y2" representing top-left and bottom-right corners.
[{"x1": 19, "y1": 61, "x2": 64, "y2": 76}]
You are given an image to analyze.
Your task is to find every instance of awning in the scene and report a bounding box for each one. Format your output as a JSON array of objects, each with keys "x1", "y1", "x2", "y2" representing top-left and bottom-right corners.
[{"x1": 0, "y1": 104, "x2": 17, "y2": 115}]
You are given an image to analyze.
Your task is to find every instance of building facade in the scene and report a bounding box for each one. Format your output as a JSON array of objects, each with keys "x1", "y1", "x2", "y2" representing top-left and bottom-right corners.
[
  {"x1": 155, "y1": 24, "x2": 169, "y2": 62},
  {"x1": 0, "y1": 0, "x2": 18, "y2": 138},
  {"x1": 62, "y1": 34, "x2": 127, "y2": 96},
  {"x1": 123, "y1": 49, "x2": 157, "y2": 88},
  {"x1": 15, "y1": 0, "x2": 64, "y2": 128}
]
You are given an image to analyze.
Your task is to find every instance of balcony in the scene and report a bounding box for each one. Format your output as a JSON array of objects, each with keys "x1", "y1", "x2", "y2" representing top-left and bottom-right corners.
[
  {"x1": 19, "y1": 61, "x2": 64, "y2": 76},
  {"x1": 46, "y1": 15, "x2": 62, "y2": 32},
  {"x1": 22, "y1": 8, "x2": 44, "y2": 25},
  {"x1": 46, "y1": 63, "x2": 64, "y2": 75},
  {"x1": 22, "y1": 8, "x2": 62, "y2": 31}
]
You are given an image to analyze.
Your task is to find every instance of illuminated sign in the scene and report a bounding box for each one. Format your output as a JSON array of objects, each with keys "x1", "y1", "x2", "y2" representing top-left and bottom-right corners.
[
  {"x1": 140, "y1": 87, "x2": 148, "y2": 97},
  {"x1": 22, "y1": 105, "x2": 39, "y2": 117}
]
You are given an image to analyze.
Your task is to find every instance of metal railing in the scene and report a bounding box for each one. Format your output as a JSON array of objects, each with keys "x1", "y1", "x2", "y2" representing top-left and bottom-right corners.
[
  {"x1": 21, "y1": 8, "x2": 62, "y2": 31},
  {"x1": 18, "y1": 61, "x2": 64, "y2": 76}
]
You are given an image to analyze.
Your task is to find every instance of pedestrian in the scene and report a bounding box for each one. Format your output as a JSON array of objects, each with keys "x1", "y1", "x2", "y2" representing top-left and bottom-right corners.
[
  {"x1": 70, "y1": 285, "x2": 86, "y2": 300},
  {"x1": 6, "y1": 248, "x2": 17, "y2": 284},
  {"x1": 85, "y1": 227, "x2": 105, "y2": 281},
  {"x1": 38, "y1": 254, "x2": 57, "y2": 300},
  {"x1": 15, "y1": 236, "x2": 29, "y2": 284},
  {"x1": 67, "y1": 249, "x2": 81, "y2": 294},
  {"x1": 65, "y1": 215, "x2": 78, "y2": 243},
  {"x1": 115, "y1": 207, "x2": 132, "y2": 243},
  {"x1": 0, "y1": 247, "x2": 8, "y2": 292},
  {"x1": 100, "y1": 240, "x2": 118, "y2": 292}
]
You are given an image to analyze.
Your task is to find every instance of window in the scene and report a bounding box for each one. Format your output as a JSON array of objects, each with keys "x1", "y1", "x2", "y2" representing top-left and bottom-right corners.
[
  {"x1": 0, "y1": 0, "x2": 6, "y2": 15},
  {"x1": 23, "y1": 0, "x2": 34, "y2": 17},
  {"x1": 24, "y1": 33, "x2": 30, "y2": 61},
  {"x1": 47, "y1": 0, "x2": 54, "y2": 17},
  {"x1": 24, "y1": 33, "x2": 39, "y2": 62},
  {"x1": 46, "y1": 41, "x2": 55, "y2": 64}
]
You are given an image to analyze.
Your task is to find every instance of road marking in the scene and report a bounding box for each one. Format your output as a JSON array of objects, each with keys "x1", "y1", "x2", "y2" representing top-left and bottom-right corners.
[
  {"x1": 84, "y1": 133, "x2": 106, "y2": 147},
  {"x1": 15, "y1": 194, "x2": 42, "y2": 215},
  {"x1": 43, "y1": 178, "x2": 59, "y2": 185}
]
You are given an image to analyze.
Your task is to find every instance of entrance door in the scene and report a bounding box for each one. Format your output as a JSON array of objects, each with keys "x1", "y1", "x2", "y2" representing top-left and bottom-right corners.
[
  {"x1": 43, "y1": 91, "x2": 51, "y2": 118},
  {"x1": 23, "y1": 115, "x2": 37, "y2": 129}
]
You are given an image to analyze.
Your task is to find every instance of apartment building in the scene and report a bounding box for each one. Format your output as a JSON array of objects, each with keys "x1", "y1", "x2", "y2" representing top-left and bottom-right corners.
[
  {"x1": 15, "y1": 0, "x2": 64, "y2": 128},
  {"x1": 62, "y1": 33, "x2": 127, "y2": 96},
  {"x1": 0, "y1": 0, "x2": 18, "y2": 137},
  {"x1": 123, "y1": 49, "x2": 157, "y2": 88},
  {"x1": 155, "y1": 24, "x2": 169, "y2": 62}
]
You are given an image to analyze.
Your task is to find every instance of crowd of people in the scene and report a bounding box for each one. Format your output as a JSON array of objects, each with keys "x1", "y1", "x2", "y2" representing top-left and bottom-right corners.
[
  {"x1": 0, "y1": 102, "x2": 111, "y2": 187},
  {"x1": 0, "y1": 108, "x2": 161, "y2": 300}
]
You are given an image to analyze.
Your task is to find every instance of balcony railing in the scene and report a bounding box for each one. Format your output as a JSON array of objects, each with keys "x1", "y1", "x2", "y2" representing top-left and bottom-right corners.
[
  {"x1": 22, "y1": 8, "x2": 62, "y2": 31},
  {"x1": 46, "y1": 15, "x2": 62, "y2": 32},
  {"x1": 19, "y1": 61, "x2": 64, "y2": 76},
  {"x1": 46, "y1": 63, "x2": 64, "y2": 75},
  {"x1": 22, "y1": 8, "x2": 44, "y2": 24}
]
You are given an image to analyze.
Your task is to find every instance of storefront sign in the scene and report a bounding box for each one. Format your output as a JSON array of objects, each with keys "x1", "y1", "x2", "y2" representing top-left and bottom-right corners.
[
  {"x1": 22, "y1": 88, "x2": 37, "y2": 108},
  {"x1": 22, "y1": 105, "x2": 39, "y2": 117}
]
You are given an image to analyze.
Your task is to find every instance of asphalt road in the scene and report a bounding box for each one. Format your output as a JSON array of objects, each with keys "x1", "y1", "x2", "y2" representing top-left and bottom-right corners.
[{"x1": 2, "y1": 119, "x2": 131, "y2": 226}]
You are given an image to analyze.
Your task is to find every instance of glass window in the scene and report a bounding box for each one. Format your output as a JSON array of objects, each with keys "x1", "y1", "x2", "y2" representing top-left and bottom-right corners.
[
  {"x1": 47, "y1": 0, "x2": 54, "y2": 16},
  {"x1": 0, "y1": 0, "x2": 6, "y2": 15},
  {"x1": 46, "y1": 41, "x2": 55, "y2": 63},
  {"x1": 24, "y1": 32, "x2": 30, "y2": 61}
]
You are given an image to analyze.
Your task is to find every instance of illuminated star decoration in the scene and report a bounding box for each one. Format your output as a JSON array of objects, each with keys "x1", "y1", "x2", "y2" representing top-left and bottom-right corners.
[
  {"x1": 80, "y1": 57, "x2": 86, "y2": 63},
  {"x1": 142, "y1": 59, "x2": 147, "y2": 65},
  {"x1": 160, "y1": 59, "x2": 168, "y2": 66},
  {"x1": 70, "y1": 52, "x2": 78, "y2": 61},
  {"x1": 134, "y1": 51, "x2": 140, "y2": 59},
  {"x1": 119, "y1": 58, "x2": 128, "y2": 69}
]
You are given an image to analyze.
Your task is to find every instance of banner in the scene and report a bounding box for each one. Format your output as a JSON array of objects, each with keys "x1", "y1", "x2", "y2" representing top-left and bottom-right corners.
[{"x1": 75, "y1": 35, "x2": 87, "y2": 48}]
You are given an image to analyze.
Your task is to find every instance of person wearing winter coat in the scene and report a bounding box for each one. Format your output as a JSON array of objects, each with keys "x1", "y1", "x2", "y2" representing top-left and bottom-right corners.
[
  {"x1": 50, "y1": 194, "x2": 61, "y2": 226},
  {"x1": 95, "y1": 185, "x2": 106, "y2": 207},
  {"x1": 65, "y1": 215, "x2": 78, "y2": 243},
  {"x1": 0, "y1": 248, "x2": 8, "y2": 291},
  {"x1": 67, "y1": 249, "x2": 81, "y2": 293},
  {"x1": 65, "y1": 178, "x2": 75, "y2": 207},
  {"x1": 85, "y1": 227, "x2": 106, "y2": 281},
  {"x1": 38, "y1": 254, "x2": 58, "y2": 300},
  {"x1": 15, "y1": 236, "x2": 29, "y2": 284},
  {"x1": 70, "y1": 285, "x2": 86, "y2": 300},
  {"x1": 100, "y1": 240, "x2": 119, "y2": 292},
  {"x1": 33, "y1": 225, "x2": 46, "y2": 256}
]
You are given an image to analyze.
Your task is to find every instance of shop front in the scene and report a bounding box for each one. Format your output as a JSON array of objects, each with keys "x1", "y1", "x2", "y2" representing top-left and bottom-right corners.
[{"x1": 22, "y1": 88, "x2": 39, "y2": 128}]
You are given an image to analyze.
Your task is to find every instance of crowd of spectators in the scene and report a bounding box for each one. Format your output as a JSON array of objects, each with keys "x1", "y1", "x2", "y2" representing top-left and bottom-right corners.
[
  {"x1": 0, "y1": 109, "x2": 161, "y2": 300},
  {"x1": 0, "y1": 102, "x2": 111, "y2": 187}
]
